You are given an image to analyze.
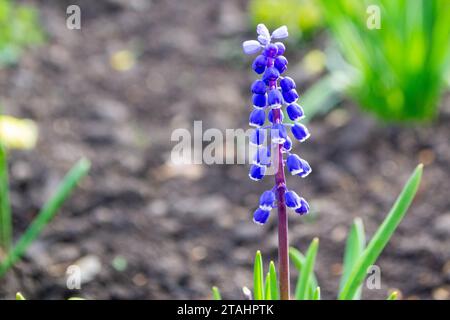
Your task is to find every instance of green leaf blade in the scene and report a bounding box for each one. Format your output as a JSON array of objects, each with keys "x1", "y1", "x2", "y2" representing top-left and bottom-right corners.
[
  {"x1": 296, "y1": 238, "x2": 319, "y2": 300},
  {"x1": 253, "y1": 250, "x2": 264, "y2": 300},
  {"x1": 212, "y1": 286, "x2": 222, "y2": 300},
  {"x1": 339, "y1": 164, "x2": 423, "y2": 300},
  {"x1": 0, "y1": 158, "x2": 90, "y2": 277},
  {"x1": 269, "y1": 261, "x2": 279, "y2": 300}
]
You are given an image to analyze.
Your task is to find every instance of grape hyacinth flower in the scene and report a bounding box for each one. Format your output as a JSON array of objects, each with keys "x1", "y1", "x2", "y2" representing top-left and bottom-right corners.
[{"x1": 243, "y1": 24, "x2": 311, "y2": 300}]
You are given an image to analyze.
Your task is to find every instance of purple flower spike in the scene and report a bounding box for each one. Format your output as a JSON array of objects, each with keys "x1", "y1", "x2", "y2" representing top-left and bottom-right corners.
[
  {"x1": 243, "y1": 24, "x2": 311, "y2": 232},
  {"x1": 295, "y1": 198, "x2": 310, "y2": 215},
  {"x1": 291, "y1": 123, "x2": 310, "y2": 142},
  {"x1": 253, "y1": 208, "x2": 270, "y2": 225},
  {"x1": 259, "y1": 190, "x2": 276, "y2": 211},
  {"x1": 249, "y1": 164, "x2": 266, "y2": 181},
  {"x1": 243, "y1": 40, "x2": 262, "y2": 55}
]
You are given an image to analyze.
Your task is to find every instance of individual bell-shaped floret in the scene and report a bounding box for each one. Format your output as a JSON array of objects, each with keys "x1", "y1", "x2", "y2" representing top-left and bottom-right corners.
[
  {"x1": 286, "y1": 154, "x2": 304, "y2": 175},
  {"x1": 286, "y1": 103, "x2": 305, "y2": 121},
  {"x1": 282, "y1": 89, "x2": 299, "y2": 103},
  {"x1": 252, "y1": 93, "x2": 267, "y2": 109},
  {"x1": 251, "y1": 80, "x2": 266, "y2": 94},
  {"x1": 249, "y1": 108, "x2": 265, "y2": 127},
  {"x1": 282, "y1": 136, "x2": 292, "y2": 152},
  {"x1": 259, "y1": 190, "x2": 276, "y2": 211},
  {"x1": 280, "y1": 76, "x2": 296, "y2": 92},
  {"x1": 268, "y1": 109, "x2": 284, "y2": 124},
  {"x1": 274, "y1": 42, "x2": 285, "y2": 55},
  {"x1": 256, "y1": 24, "x2": 271, "y2": 45},
  {"x1": 252, "y1": 55, "x2": 267, "y2": 74},
  {"x1": 253, "y1": 146, "x2": 271, "y2": 166},
  {"x1": 250, "y1": 128, "x2": 266, "y2": 146},
  {"x1": 268, "y1": 89, "x2": 283, "y2": 108},
  {"x1": 285, "y1": 190, "x2": 301, "y2": 209},
  {"x1": 295, "y1": 198, "x2": 310, "y2": 215},
  {"x1": 253, "y1": 208, "x2": 270, "y2": 225},
  {"x1": 296, "y1": 158, "x2": 312, "y2": 178},
  {"x1": 249, "y1": 164, "x2": 266, "y2": 181},
  {"x1": 291, "y1": 123, "x2": 310, "y2": 142},
  {"x1": 271, "y1": 25, "x2": 288, "y2": 39},
  {"x1": 262, "y1": 67, "x2": 280, "y2": 84},
  {"x1": 274, "y1": 56, "x2": 288, "y2": 74},
  {"x1": 264, "y1": 43, "x2": 278, "y2": 58},
  {"x1": 243, "y1": 40, "x2": 262, "y2": 55},
  {"x1": 271, "y1": 123, "x2": 287, "y2": 144}
]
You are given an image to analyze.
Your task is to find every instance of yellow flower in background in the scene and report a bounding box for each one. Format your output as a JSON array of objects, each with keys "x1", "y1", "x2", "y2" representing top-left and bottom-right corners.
[
  {"x1": 0, "y1": 115, "x2": 38, "y2": 150},
  {"x1": 110, "y1": 50, "x2": 136, "y2": 72},
  {"x1": 302, "y1": 49, "x2": 326, "y2": 76}
]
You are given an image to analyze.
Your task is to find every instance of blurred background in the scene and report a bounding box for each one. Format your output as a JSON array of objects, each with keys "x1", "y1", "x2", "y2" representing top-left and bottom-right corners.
[{"x1": 0, "y1": 0, "x2": 450, "y2": 299}]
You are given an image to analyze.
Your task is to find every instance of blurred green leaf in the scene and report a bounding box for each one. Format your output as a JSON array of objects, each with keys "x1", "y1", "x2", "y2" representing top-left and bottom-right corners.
[
  {"x1": 264, "y1": 272, "x2": 271, "y2": 300},
  {"x1": 212, "y1": 286, "x2": 222, "y2": 300},
  {"x1": 15, "y1": 292, "x2": 25, "y2": 300},
  {"x1": 339, "y1": 164, "x2": 423, "y2": 300},
  {"x1": 387, "y1": 291, "x2": 398, "y2": 300},
  {"x1": 0, "y1": 158, "x2": 90, "y2": 277},
  {"x1": 0, "y1": 144, "x2": 12, "y2": 251},
  {"x1": 339, "y1": 217, "x2": 366, "y2": 299},
  {"x1": 312, "y1": 287, "x2": 321, "y2": 300},
  {"x1": 316, "y1": 0, "x2": 450, "y2": 121}
]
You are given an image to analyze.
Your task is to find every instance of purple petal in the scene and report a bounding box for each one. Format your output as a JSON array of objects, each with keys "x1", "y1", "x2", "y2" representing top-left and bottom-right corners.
[
  {"x1": 271, "y1": 26, "x2": 288, "y2": 39},
  {"x1": 256, "y1": 24, "x2": 270, "y2": 38},
  {"x1": 243, "y1": 40, "x2": 262, "y2": 55}
]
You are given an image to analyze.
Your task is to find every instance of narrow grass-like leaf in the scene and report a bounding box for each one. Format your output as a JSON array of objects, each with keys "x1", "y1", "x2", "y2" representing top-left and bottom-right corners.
[
  {"x1": 339, "y1": 164, "x2": 423, "y2": 300},
  {"x1": 15, "y1": 292, "x2": 26, "y2": 300},
  {"x1": 289, "y1": 247, "x2": 318, "y2": 299},
  {"x1": 312, "y1": 287, "x2": 321, "y2": 300},
  {"x1": 387, "y1": 291, "x2": 398, "y2": 300},
  {"x1": 0, "y1": 144, "x2": 12, "y2": 251},
  {"x1": 0, "y1": 158, "x2": 90, "y2": 277},
  {"x1": 253, "y1": 250, "x2": 264, "y2": 300},
  {"x1": 339, "y1": 217, "x2": 366, "y2": 299},
  {"x1": 295, "y1": 238, "x2": 319, "y2": 300},
  {"x1": 264, "y1": 272, "x2": 271, "y2": 300},
  {"x1": 269, "y1": 261, "x2": 279, "y2": 300},
  {"x1": 212, "y1": 286, "x2": 222, "y2": 300}
]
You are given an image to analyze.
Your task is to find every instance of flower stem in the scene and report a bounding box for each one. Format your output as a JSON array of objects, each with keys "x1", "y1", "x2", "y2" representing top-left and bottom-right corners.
[{"x1": 268, "y1": 57, "x2": 290, "y2": 300}]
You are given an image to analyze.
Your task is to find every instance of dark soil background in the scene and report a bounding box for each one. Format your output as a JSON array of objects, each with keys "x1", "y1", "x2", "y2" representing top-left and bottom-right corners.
[{"x1": 1, "y1": 0, "x2": 450, "y2": 299}]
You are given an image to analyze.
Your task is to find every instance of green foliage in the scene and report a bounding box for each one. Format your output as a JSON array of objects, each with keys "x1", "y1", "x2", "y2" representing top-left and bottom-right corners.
[
  {"x1": 248, "y1": 0, "x2": 323, "y2": 39},
  {"x1": 213, "y1": 164, "x2": 423, "y2": 300},
  {"x1": 0, "y1": 0, "x2": 44, "y2": 66},
  {"x1": 316, "y1": 0, "x2": 450, "y2": 121},
  {"x1": 0, "y1": 157, "x2": 90, "y2": 277}
]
